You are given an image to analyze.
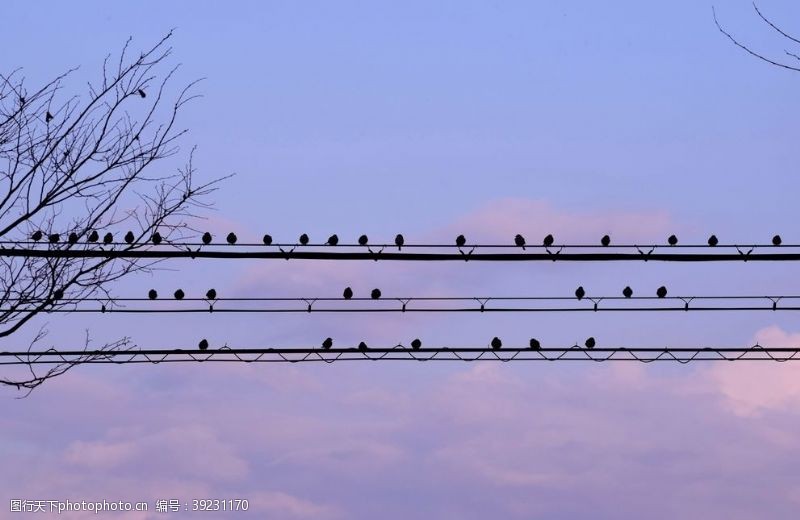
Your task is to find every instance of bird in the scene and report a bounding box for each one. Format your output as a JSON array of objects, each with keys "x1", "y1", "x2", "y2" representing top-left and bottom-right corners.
[
  {"x1": 343, "y1": 287, "x2": 353, "y2": 299},
  {"x1": 668, "y1": 234, "x2": 678, "y2": 246},
  {"x1": 45, "y1": 111, "x2": 53, "y2": 123},
  {"x1": 174, "y1": 289, "x2": 185, "y2": 300},
  {"x1": 124, "y1": 231, "x2": 135, "y2": 244},
  {"x1": 88, "y1": 230, "x2": 99, "y2": 242},
  {"x1": 708, "y1": 235, "x2": 718, "y2": 247},
  {"x1": 623, "y1": 286, "x2": 633, "y2": 298},
  {"x1": 601, "y1": 234, "x2": 611, "y2": 247},
  {"x1": 411, "y1": 338, "x2": 422, "y2": 350},
  {"x1": 151, "y1": 232, "x2": 162, "y2": 245},
  {"x1": 456, "y1": 234, "x2": 466, "y2": 247},
  {"x1": 19, "y1": 96, "x2": 25, "y2": 105},
  {"x1": 514, "y1": 234, "x2": 526, "y2": 249},
  {"x1": 148, "y1": 289, "x2": 158, "y2": 300},
  {"x1": 585, "y1": 337, "x2": 596, "y2": 349},
  {"x1": 48, "y1": 233, "x2": 59, "y2": 243},
  {"x1": 491, "y1": 337, "x2": 502, "y2": 350},
  {"x1": 53, "y1": 289, "x2": 64, "y2": 300},
  {"x1": 31, "y1": 230, "x2": 43, "y2": 241},
  {"x1": 529, "y1": 338, "x2": 541, "y2": 350},
  {"x1": 543, "y1": 234, "x2": 555, "y2": 247},
  {"x1": 137, "y1": 88, "x2": 146, "y2": 98},
  {"x1": 262, "y1": 234, "x2": 273, "y2": 245},
  {"x1": 395, "y1": 234, "x2": 404, "y2": 249},
  {"x1": 198, "y1": 339, "x2": 209, "y2": 351},
  {"x1": 358, "y1": 234, "x2": 369, "y2": 246},
  {"x1": 205, "y1": 288, "x2": 217, "y2": 300},
  {"x1": 201, "y1": 232, "x2": 212, "y2": 245},
  {"x1": 358, "y1": 341, "x2": 368, "y2": 351},
  {"x1": 103, "y1": 232, "x2": 113, "y2": 245},
  {"x1": 322, "y1": 337, "x2": 333, "y2": 349},
  {"x1": 773, "y1": 234, "x2": 782, "y2": 246},
  {"x1": 656, "y1": 286, "x2": 668, "y2": 298},
  {"x1": 575, "y1": 286, "x2": 586, "y2": 300},
  {"x1": 226, "y1": 232, "x2": 237, "y2": 245},
  {"x1": 68, "y1": 232, "x2": 78, "y2": 244},
  {"x1": 299, "y1": 233, "x2": 309, "y2": 245},
  {"x1": 371, "y1": 288, "x2": 382, "y2": 299},
  {"x1": 326, "y1": 234, "x2": 339, "y2": 246}
]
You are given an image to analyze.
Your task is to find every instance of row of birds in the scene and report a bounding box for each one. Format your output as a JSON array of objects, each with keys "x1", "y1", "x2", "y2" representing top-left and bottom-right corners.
[
  {"x1": 194, "y1": 336, "x2": 597, "y2": 351},
  {"x1": 27, "y1": 230, "x2": 788, "y2": 247}
]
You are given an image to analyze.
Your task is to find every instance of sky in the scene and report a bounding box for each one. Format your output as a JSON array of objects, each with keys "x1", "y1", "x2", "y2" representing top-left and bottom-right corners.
[{"x1": 2, "y1": 0, "x2": 800, "y2": 518}]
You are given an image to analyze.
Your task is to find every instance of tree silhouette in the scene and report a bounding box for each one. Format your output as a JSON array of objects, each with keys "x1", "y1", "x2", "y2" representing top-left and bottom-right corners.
[{"x1": 0, "y1": 32, "x2": 223, "y2": 390}]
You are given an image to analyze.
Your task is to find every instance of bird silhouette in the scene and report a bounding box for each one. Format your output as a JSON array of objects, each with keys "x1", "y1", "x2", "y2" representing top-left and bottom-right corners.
[
  {"x1": 45, "y1": 111, "x2": 53, "y2": 123},
  {"x1": 358, "y1": 341, "x2": 368, "y2": 351},
  {"x1": 395, "y1": 234, "x2": 404, "y2": 249},
  {"x1": 148, "y1": 289, "x2": 157, "y2": 300},
  {"x1": 53, "y1": 289, "x2": 64, "y2": 300},
  {"x1": 262, "y1": 234, "x2": 273, "y2": 245},
  {"x1": 668, "y1": 234, "x2": 678, "y2": 246},
  {"x1": 575, "y1": 286, "x2": 586, "y2": 300},
  {"x1": 19, "y1": 96, "x2": 25, "y2": 105},
  {"x1": 226, "y1": 232, "x2": 237, "y2": 245},
  {"x1": 88, "y1": 230, "x2": 99, "y2": 242},
  {"x1": 514, "y1": 234, "x2": 526, "y2": 249},
  {"x1": 68, "y1": 232, "x2": 78, "y2": 244},
  {"x1": 585, "y1": 337, "x2": 596, "y2": 349},
  {"x1": 198, "y1": 339, "x2": 209, "y2": 350},
  {"x1": 491, "y1": 337, "x2": 502, "y2": 350},
  {"x1": 137, "y1": 88, "x2": 146, "y2": 98},
  {"x1": 623, "y1": 286, "x2": 633, "y2": 298},
  {"x1": 322, "y1": 337, "x2": 333, "y2": 349},
  {"x1": 343, "y1": 287, "x2": 353, "y2": 299},
  {"x1": 411, "y1": 338, "x2": 422, "y2": 350},
  {"x1": 103, "y1": 232, "x2": 113, "y2": 245},
  {"x1": 201, "y1": 232, "x2": 212, "y2": 245},
  {"x1": 326, "y1": 234, "x2": 339, "y2": 246},
  {"x1": 543, "y1": 234, "x2": 554, "y2": 247},
  {"x1": 773, "y1": 234, "x2": 782, "y2": 246},
  {"x1": 48, "y1": 233, "x2": 59, "y2": 244},
  {"x1": 371, "y1": 288, "x2": 382, "y2": 299},
  {"x1": 151, "y1": 232, "x2": 162, "y2": 245},
  {"x1": 708, "y1": 235, "x2": 718, "y2": 246},
  {"x1": 529, "y1": 338, "x2": 541, "y2": 350},
  {"x1": 299, "y1": 233, "x2": 309, "y2": 245},
  {"x1": 174, "y1": 289, "x2": 185, "y2": 300},
  {"x1": 601, "y1": 234, "x2": 611, "y2": 247},
  {"x1": 124, "y1": 231, "x2": 135, "y2": 244},
  {"x1": 656, "y1": 286, "x2": 668, "y2": 298},
  {"x1": 358, "y1": 234, "x2": 369, "y2": 246},
  {"x1": 31, "y1": 230, "x2": 43, "y2": 241},
  {"x1": 456, "y1": 234, "x2": 466, "y2": 247},
  {"x1": 206, "y1": 288, "x2": 217, "y2": 300}
]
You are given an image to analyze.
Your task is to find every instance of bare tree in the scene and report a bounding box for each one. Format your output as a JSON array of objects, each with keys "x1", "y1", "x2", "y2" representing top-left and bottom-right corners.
[
  {"x1": 0, "y1": 32, "x2": 223, "y2": 391},
  {"x1": 714, "y1": 2, "x2": 800, "y2": 72}
]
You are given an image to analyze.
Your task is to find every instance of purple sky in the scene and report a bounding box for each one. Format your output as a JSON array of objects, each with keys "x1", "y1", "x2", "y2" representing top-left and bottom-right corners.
[{"x1": 3, "y1": 1, "x2": 800, "y2": 518}]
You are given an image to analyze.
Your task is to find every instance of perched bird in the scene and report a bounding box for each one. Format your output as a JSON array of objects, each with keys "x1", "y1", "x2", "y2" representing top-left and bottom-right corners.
[
  {"x1": 174, "y1": 289, "x2": 185, "y2": 300},
  {"x1": 68, "y1": 232, "x2": 78, "y2": 244},
  {"x1": 31, "y1": 230, "x2": 43, "y2": 241},
  {"x1": 137, "y1": 88, "x2": 146, "y2": 98},
  {"x1": 205, "y1": 288, "x2": 217, "y2": 300},
  {"x1": 322, "y1": 337, "x2": 333, "y2": 350},
  {"x1": 529, "y1": 338, "x2": 541, "y2": 350},
  {"x1": 411, "y1": 338, "x2": 422, "y2": 350},
  {"x1": 371, "y1": 288, "x2": 382, "y2": 300},
  {"x1": 299, "y1": 233, "x2": 309, "y2": 245},
  {"x1": 575, "y1": 286, "x2": 586, "y2": 300},
  {"x1": 456, "y1": 234, "x2": 466, "y2": 247},
  {"x1": 148, "y1": 289, "x2": 158, "y2": 300},
  {"x1": 585, "y1": 337, "x2": 596, "y2": 349},
  {"x1": 656, "y1": 286, "x2": 668, "y2": 298},
  {"x1": 198, "y1": 339, "x2": 209, "y2": 351},
  {"x1": 53, "y1": 289, "x2": 64, "y2": 300},
  {"x1": 514, "y1": 234, "x2": 526, "y2": 249},
  {"x1": 151, "y1": 232, "x2": 162, "y2": 245},
  {"x1": 124, "y1": 231, "x2": 135, "y2": 244},
  {"x1": 395, "y1": 234, "x2": 404, "y2": 249},
  {"x1": 48, "y1": 233, "x2": 59, "y2": 243},
  {"x1": 668, "y1": 234, "x2": 678, "y2": 246},
  {"x1": 543, "y1": 234, "x2": 555, "y2": 247},
  {"x1": 601, "y1": 234, "x2": 611, "y2": 247},
  {"x1": 358, "y1": 341, "x2": 368, "y2": 351},
  {"x1": 262, "y1": 234, "x2": 273, "y2": 245},
  {"x1": 19, "y1": 96, "x2": 25, "y2": 105},
  {"x1": 358, "y1": 234, "x2": 369, "y2": 246},
  {"x1": 103, "y1": 232, "x2": 113, "y2": 245},
  {"x1": 708, "y1": 235, "x2": 719, "y2": 247},
  {"x1": 773, "y1": 234, "x2": 782, "y2": 246},
  {"x1": 343, "y1": 287, "x2": 353, "y2": 299},
  {"x1": 622, "y1": 286, "x2": 633, "y2": 298},
  {"x1": 226, "y1": 232, "x2": 237, "y2": 245},
  {"x1": 326, "y1": 234, "x2": 339, "y2": 246},
  {"x1": 45, "y1": 111, "x2": 53, "y2": 123},
  {"x1": 491, "y1": 337, "x2": 502, "y2": 350},
  {"x1": 88, "y1": 230, "x2": 99, "y2": 242},
  {"x1": 201, "y1": 232, "x2": 212, "y2": 245}
]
